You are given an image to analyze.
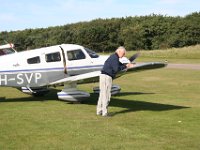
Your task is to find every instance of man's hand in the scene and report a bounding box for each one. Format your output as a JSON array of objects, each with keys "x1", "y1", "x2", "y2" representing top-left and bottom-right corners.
[{"x1": 126, "y1": 63, "x2": 134, "y2": 68}]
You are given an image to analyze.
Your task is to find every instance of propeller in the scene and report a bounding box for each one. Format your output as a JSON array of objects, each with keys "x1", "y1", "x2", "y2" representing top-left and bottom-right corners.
[{"x1": 129, "y1": 52, "x2": 140, "y2": 62}]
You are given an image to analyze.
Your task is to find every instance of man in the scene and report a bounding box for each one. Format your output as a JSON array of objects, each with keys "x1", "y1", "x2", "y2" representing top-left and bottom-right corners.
[{"x1": 97, "y1": 46, "x2": 134, "y2": 117}]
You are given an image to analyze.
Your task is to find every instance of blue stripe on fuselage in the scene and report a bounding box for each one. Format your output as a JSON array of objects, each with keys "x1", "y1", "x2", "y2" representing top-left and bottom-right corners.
[{"x1": 0, "y1": 65, "x2": 103, "y2": 73}]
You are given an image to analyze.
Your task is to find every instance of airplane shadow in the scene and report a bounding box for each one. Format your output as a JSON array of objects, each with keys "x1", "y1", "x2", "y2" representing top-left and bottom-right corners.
[
  {"x1": 0, "y1": 88, "x2": 59, "y2": 102},
  {"x1": 83, "y1": 93, "x2": 189, "y2": 116}
]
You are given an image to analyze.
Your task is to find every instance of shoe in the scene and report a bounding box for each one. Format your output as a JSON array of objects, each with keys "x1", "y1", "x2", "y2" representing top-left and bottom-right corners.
[
  {"x1": 97, "y1": 112, "x2": 102, "y2": 116},
  {"x1": 102, "y1": 113, "x2": 112, "y2": 117}
]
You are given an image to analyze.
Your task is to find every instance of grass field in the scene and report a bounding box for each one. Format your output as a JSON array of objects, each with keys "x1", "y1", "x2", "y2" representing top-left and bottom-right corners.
[
  {"x1": 0, "y1": 46, "x2": 200, "y2": 150},
  {"x1": 133, "y1": 44, "x2": 200, "y2": 64}
]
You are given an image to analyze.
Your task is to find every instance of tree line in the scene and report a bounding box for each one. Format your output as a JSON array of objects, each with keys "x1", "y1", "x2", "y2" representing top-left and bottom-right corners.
[{"x1": 0, "y1": 12, "x2": 200, "y2": 52}]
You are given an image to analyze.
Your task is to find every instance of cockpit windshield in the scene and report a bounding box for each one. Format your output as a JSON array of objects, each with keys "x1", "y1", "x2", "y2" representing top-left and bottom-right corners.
[
  {"x1": 0, "y1": 48, "x2": 16, "y2": 56},
  {"x1": 85, "y1": 48, "x2": 99, "y2": 58}
]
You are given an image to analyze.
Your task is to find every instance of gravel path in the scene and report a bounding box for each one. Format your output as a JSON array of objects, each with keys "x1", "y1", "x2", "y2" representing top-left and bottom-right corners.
[{"x1": 167, "y1": 63, "x2": 200, "y2": 70}]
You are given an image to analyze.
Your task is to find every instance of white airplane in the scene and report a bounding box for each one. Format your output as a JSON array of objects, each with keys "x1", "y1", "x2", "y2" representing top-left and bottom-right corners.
[{"x1": 0, "y1": 43, "x2": 167, "y2": 102}]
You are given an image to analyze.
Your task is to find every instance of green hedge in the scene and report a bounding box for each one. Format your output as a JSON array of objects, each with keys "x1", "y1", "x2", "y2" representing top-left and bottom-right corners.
[{"x1": 1, "y1": 12, "x2": 200, "y2": 52}]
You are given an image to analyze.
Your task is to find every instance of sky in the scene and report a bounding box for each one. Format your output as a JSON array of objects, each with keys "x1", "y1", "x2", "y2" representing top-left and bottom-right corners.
[{"x1": 0, "y1": 0, "x2": 199, "y2": 32}]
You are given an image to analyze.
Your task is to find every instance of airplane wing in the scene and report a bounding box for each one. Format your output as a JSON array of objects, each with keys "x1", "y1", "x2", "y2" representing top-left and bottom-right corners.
[
  {"x1": 116, "y1": 62, "x2": 167, "y2": 77},
  {"x1": 50, "y1": 62, "x2": 167, "y2": 85},
  {"x1": 50, "y1": 71, "x2": 101, "y2": 85},
  {"x1": 128, "y1": 62, "x2": 167, "y2": 72}
]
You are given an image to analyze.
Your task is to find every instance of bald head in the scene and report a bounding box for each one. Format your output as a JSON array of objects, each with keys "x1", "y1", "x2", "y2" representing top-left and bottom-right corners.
[{"x1": 115, "y1": 46, "x2": 126, "y2": 58}]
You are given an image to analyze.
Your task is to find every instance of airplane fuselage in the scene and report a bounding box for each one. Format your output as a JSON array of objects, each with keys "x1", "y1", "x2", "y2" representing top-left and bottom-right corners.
[{"x1": 0, "y1": 44, "x2": 108, "y2": 88}]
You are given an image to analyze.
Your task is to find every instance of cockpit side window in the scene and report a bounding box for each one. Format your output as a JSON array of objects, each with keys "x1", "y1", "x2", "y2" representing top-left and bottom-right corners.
[
  {"x1": 85, "y1": 48, "x2": 99, "y2": 58},
  {"x1": 27, "y1": 56, "x2": 40, "y2": 64},
  {"x1": 45, "y1": 52, "x2": 61, "y2": 62},
  {"x1": 67, "y1": 49, "x2": 86, "y2": 61}
]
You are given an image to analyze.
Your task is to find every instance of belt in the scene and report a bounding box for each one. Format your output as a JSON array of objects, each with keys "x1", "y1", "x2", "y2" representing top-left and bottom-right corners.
[{"x1": 101, "y1": 71, "x2": 113, "y2": 78}]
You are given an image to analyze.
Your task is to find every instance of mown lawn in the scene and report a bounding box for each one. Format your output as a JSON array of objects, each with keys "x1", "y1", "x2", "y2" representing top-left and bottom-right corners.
[
  {"x1": 1, "y1": 45, "x2": 200, "y2": 149},
  {"x1": 0, "y1": 66, "x2": 200, "y2": 149}
]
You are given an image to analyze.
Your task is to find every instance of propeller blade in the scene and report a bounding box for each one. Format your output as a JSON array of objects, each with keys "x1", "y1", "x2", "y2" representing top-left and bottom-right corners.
[{"x1": 129, "y1": 52, "x2": 140, "y2": 62}]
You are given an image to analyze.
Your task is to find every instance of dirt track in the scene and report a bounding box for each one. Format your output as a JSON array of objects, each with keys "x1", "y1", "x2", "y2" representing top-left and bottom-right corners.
[{"x1": 167, "y1": 64, "x2": 200, "y2": 70}]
